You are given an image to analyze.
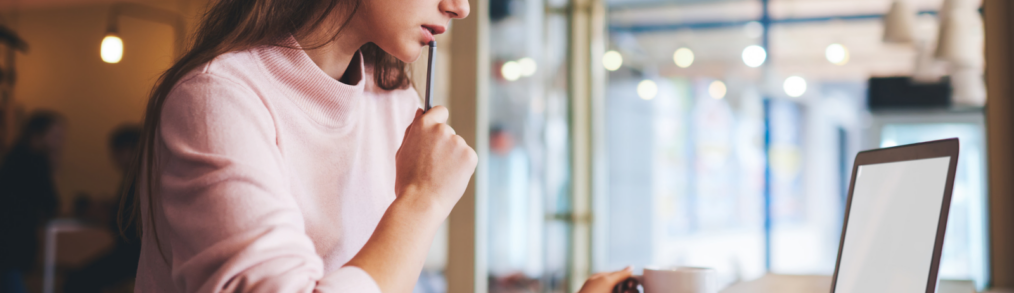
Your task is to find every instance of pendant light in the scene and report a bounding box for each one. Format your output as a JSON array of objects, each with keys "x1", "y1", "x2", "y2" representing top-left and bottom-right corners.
[
  {"x1": 934, "y1": 0, "x2": 984, "y2": 67},
  {"x1": 100, "y1": 3, "x2": 185, "y2": 64},
  {"x1": 883, "y1": 0, "x2": 916, "y2": 44}
]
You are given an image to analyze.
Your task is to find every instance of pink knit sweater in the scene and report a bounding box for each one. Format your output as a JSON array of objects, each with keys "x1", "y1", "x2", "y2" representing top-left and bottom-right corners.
[{"x1": 135, "y1": 37, "x2": 419, "y2": 292}]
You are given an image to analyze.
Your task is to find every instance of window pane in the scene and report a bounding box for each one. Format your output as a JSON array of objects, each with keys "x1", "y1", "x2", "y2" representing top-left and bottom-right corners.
[
  {"x1": 596, "y1": 0, "x2": 988, "y2": 290},
  {"x1": 486, "y1": 0, "x2": 572, "y2": 290},
  {"x1": 880, "y1": 123, "x2": 989, "y2": 290},
  {"x1": 604, "y1": 77, "x2": 767, "y2": 286}
]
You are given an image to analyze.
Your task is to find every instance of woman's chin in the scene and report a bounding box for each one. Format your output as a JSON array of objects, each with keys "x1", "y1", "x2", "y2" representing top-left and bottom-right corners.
[
  {"x1": 380, "y1": 42, "x2": 420, "y2": 63},
  {"x1": 374, "y1": 39, "x2": 425, "y2": 63},
  {"x1": 401, "y1": 46, "x2": 424, "y2": 63}
]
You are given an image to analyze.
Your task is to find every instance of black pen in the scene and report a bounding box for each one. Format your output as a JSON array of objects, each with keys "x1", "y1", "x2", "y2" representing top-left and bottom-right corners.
[{"x1": 424, "y1": 40, "x2": 436, "y2": 112}]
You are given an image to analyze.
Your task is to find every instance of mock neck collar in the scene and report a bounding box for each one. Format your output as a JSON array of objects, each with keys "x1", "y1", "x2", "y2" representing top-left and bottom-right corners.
[{"x1": 255, "y1": 36, "x2": 366, "y2": 128}]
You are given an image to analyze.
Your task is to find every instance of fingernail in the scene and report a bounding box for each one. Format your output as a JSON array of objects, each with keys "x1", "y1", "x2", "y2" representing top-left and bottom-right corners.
[{"x1": 624, "y1": 266, "x2": 633, "y2": 271}]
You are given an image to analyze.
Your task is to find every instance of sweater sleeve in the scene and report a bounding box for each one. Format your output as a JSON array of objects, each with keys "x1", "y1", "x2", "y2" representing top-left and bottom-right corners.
[{"x1": 157, "y1": 73, "x2": 381, "y2": 293}]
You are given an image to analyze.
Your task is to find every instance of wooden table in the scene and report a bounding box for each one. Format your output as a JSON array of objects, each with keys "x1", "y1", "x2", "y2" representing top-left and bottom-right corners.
[{"x1": 720, "y1": 274, "x2": 977, "y2": 293}]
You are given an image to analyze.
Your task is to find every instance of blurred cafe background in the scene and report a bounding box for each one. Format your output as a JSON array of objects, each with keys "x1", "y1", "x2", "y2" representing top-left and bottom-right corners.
[{"x1": 0, "y1": 0, "x2": 1012, "y2": 292}]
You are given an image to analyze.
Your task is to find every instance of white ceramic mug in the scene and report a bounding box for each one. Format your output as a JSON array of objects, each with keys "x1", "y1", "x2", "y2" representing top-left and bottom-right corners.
[{"x1": 641, "y1": 267, "x2": 717, "y2": 293}]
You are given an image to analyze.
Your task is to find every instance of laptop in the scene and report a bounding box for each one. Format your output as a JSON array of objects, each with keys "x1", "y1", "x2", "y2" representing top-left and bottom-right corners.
[{"x1": 830, "y1": 138, "x2": 959, "y2": 293}]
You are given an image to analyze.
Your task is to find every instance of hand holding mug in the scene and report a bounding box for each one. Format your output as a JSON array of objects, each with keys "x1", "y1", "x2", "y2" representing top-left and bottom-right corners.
[{"x1": 577, "y1": 266, "x2": 634, "y2": 293}]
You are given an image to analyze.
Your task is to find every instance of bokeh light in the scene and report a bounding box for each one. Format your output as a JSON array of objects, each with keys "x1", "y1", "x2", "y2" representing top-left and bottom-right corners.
[
  {"x1": 708, "y1": 80, "x2": 727, "y2": 99},
  {"x1": 100, "y1": 34, "x2": 123, "y2": 64},
  {"x1": 742, "y1": 45, "x2": 767, "y2": 68},
  {"x1": 673, "y1": 47, "x2": 694, "y2": 68},
  {"x1": 603, "y1": 50, "x2": 623, "y2": 71},
  {"x1": 783, "y1": 76, "x2": 807, "y2": 97},
  {"x1": 744, "y1": 21, "x2": 764, "y2": 38},
  {"x1": 825, "y1": 43, "x2": 849, "y2": 65},
  {"x1": 637, "y1": 79, "x2": 658, "y2": 100},
  {"x1": 518, "y1": 57, "x2": 537, "y2": 76},
  {"x1": 501, "y1": 61, "x2": 521, "y2": 81}
]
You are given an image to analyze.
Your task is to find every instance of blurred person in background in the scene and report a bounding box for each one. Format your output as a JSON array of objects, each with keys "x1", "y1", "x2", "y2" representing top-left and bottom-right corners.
[
  {"x1": 64, "y1": 124, "x2": 142, "y2": 293},
  {"x1": 0, "y1": 110, "x2": 67, "y2": 293}
]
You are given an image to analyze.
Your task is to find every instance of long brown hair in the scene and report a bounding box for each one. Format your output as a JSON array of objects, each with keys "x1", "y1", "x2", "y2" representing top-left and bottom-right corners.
[{"x1": 117, "y1": 0, "x2": 411, "y2": 260}]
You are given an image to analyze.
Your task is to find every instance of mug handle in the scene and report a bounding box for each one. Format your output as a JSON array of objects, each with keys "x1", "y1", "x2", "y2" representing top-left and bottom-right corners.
[{"x1": 612, "y1": 276, "x2": 643, "y2": 293}]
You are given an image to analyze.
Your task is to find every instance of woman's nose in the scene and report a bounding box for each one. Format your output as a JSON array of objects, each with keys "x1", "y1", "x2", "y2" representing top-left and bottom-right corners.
[{"x1": 440, "y1": 0, "x2": 470, "y2": 19}]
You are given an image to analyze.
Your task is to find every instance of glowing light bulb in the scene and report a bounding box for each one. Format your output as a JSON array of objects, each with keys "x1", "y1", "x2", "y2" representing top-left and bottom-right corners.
[
  {"x1": 783, "y1": 76, "x2": 807, "y2": 98},
  {"x1": 501, "y1": 61, "x2": 521, "y2": 81},
  {"x1": 825, "y1": 43, "x2": 849, "y2": 65},
  {"x1": 603, "y1": 50, "x2": 623, "y2": 71},
  {"x1": 101, "y1": 34, "x2": 123, "y2": 64},
  {"x1": 708, "y1": 80, "x2": 727, "y2": 99},
  {"x1": 637, "y1": 79, "x2": 657, "y2": 100},
  {"x1": 518, "y1": 57, "x2": 537, "y2": 76},
  {"x1": 741, "y1": 45, "x2": 767, "y2": 68},
  {"x1": 673, "y1": 47, "x2": 694, "y2": 68}
]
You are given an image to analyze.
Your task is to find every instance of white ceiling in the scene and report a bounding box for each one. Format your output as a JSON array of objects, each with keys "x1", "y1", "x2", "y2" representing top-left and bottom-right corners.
[
  {"x1": 609, "y1": 0, "x2": 950, "y2": 28},
  {"x1": 608, "y1": 0, "x2": 982, "y2": 82},
  {"x1": 5, "y1": 0, "x2": 980, "y2": 82}
]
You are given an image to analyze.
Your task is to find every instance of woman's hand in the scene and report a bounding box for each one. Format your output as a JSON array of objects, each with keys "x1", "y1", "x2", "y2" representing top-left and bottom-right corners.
[
  {"x1": 350, "y1": 106, "x2": 477, "y2": 293},
  {"x1": 578, "y1": 266, "x2": 635, "y2": 293},
  {"x1": 395, "y1": 106, "x2": 478, "y2": 216}
]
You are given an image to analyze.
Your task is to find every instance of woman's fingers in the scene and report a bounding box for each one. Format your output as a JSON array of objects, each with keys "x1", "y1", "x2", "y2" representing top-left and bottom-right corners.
[
  {"x1": 438, "y1": 123, "x2": 456, "y2": 136},
  {"x1": 396, "y1": 109, "x2": 426, "y2": 159},
  {"x1": 423, "y1": 105, "x2": 449, "y2": 124},
  {"x1": 394, "y1": 105, "x2": 476, "y2": 216},
  {"x1": 577, "y1": 266, "x2": 634, "y2": 293},
  {"x1": 412, "y1": 108, "x2": 424, "y2": 120},
  {"x1": 602, "y1": 266, "x2": 634, "y2": 285}
]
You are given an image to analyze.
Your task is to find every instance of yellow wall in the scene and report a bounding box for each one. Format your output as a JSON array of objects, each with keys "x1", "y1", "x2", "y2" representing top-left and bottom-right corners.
[{"x1": 4, "y1": 0, "x2": 203, "y2": 209}]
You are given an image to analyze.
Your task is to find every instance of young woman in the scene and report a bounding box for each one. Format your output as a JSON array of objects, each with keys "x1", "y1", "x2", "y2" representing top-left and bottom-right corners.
[{"x1": 124, "y1": 0, "x2": 631, "y2": 291}]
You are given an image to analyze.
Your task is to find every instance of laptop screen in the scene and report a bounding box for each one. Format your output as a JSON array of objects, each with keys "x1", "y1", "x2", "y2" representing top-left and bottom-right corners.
[{"x1": 833, "y1": 156, "x2": 952, "y2": 293}]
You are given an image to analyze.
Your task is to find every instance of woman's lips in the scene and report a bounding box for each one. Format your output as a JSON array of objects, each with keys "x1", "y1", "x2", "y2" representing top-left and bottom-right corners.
[
  {"x1": 420, "y1": 24, "x2": 446, "y2": 44},
  {"x1": 422, "y1": 25, "x2": 447, "y2": 35},
  {"x1": 421, "y1": 26, "x2": 435, "y2": 43}
]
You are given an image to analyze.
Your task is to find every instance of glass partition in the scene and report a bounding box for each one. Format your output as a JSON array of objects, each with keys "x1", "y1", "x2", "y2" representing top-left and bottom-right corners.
[
  {"x1": 485, "y1": 0, "x2": 573, "y2": 290},
  {"x1": 603, "y1": 77, "x2": 768, "y2": 286},
  {"x1": 873, "y1": 112, "x2": 989, "y2": 290},
  {"x1": 595, "y1": 0, "x2": 988, "y2": 290}
]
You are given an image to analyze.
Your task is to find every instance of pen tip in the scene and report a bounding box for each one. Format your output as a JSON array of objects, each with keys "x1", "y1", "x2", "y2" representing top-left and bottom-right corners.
[{"x1": 428, "y1": 40, "x2": 436, "y2": 47}]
